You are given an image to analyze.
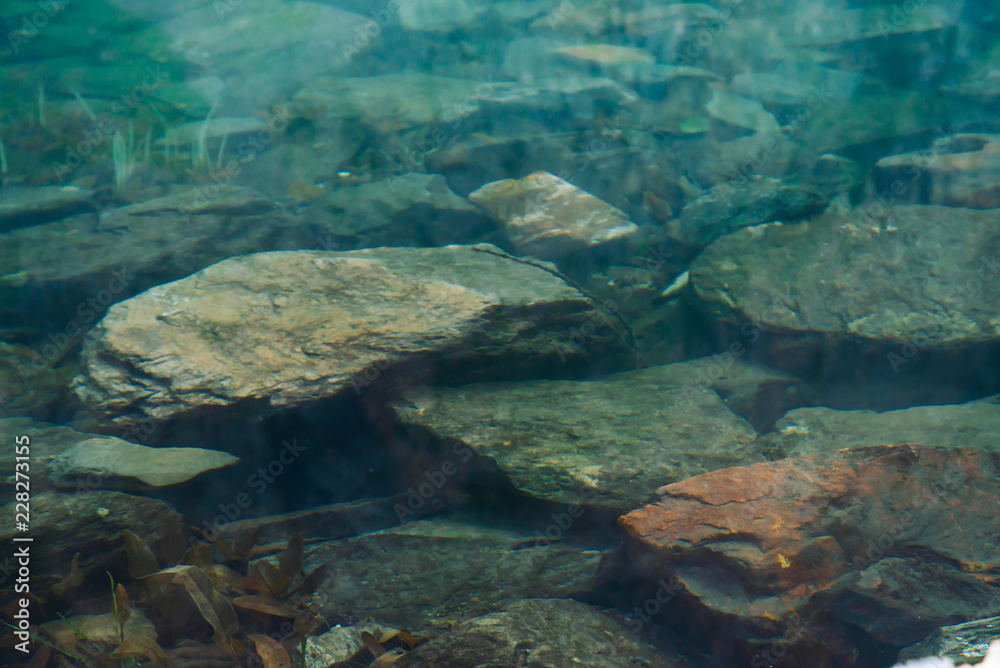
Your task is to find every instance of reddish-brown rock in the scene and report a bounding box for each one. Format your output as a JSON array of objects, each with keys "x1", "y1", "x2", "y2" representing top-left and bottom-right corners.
[{"x1": 611, "y1": 445, "x2": 1000, "y2": 667}]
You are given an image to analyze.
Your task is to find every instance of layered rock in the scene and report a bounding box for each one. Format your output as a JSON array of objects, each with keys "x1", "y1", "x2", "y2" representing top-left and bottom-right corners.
[
  {"x1": 688, "y1": 205, "x2": 1000, "y2": 405},
  {"x1": 74, "y1": 245, "x2": 633, "y2": 428},
  {"x1": 469, "y1": 171, "x2": 639, "y2": 263},
  {"x1": 301, "y1": 518, "x2": 608, "y2": 632},
  {"x1": 392, "y1": 363, "x2": 767, "y2": 511},
  {"x1": 658, "y1": 175, "x2": 828, "y2": 256},
  {"x1": 874, "y1": 134, "x2": 1000, "y2": 209},
  {"x1": 762, "y1": 395, "x2": 1000, "y2": 458},
  {"x1": 607, "y1": 445, "x2": 1000, "y2": 666},
  {"x1": 0, "y1": 187, "x2": 296, "y2": 330},
  {"x1": 394, "y1": 598, "x2": 687, "y2": 667}
]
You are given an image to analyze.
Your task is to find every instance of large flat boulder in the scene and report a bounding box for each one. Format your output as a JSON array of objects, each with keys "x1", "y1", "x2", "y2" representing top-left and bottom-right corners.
[
  {"x1": 73, "y1": 245, "x2": 633, "y2": 428},
  {"x1": 393, "y1": 363, "x2": 763, "y2": 511},
  {"x1": 688, "y1": 205, "x2": 1000, "y2": 405}
]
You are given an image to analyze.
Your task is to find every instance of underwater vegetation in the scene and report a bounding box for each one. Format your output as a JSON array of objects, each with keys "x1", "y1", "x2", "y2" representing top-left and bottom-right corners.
[{"x1": 2, "y1": 529, "x2": 426, "y2": 667}]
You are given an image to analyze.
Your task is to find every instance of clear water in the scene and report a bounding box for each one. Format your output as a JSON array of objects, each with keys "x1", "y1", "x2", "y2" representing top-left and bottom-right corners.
[{"x1": 1, "y1": 1, "x2": 999, "y2": 667}]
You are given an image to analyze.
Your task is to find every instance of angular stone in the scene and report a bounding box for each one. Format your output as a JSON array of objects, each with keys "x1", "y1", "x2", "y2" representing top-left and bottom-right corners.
[
  {"x1": 142, "y1": 1, "x2": 376, "y2": 111},
  {"x1": 73, "y1": 245, "x2": 633, "y2": 428},
  {"x1": 469, "y1": 171, "x2": 639, "y2": 262},
  {"x1": 763, "y1": 395, "x2": 1000, "y2": 458},
  {"x1": 301, "y1": 517, "x2": 608, "y2": 631},
  {"x1": 0, "y1": 187, "x2": 298, "y2": 331},
  {"x1": 292, "y1": 71, "x2": 632, "y2": 135},
  {"x1": 874, "y1": 134, "x2": 1000, "y2": 209},
  {"x1": 556, "y1": 44, "x2": 655, "y2": 65},
  {"x1": 705, "y1": 86, "x2": 780, "y2": 133},
  {"x1": 394, "y1": 598, "x2": 687, "y2": 667},
  {"x1": 398, "y1": 0, "x2": 475, "y2": 32},
  {"x1": 0, "y1": 490, "x2": 183, "y2": 601},
  {"x1": 0, "y1": 185, "x2": 94, "y2": 233},
  {"x1": 308, "y1": 173, "x2": 492, "y2": 249},
  {"x1": 306, "y1": 622, "x2": 402, "y2": 667},
  {"x1": 47, "y1": 438, "x2": 239, "y2": 490},
  {"x1": 898, "y1": 616, "x2": 1000, "y2": 665},
  {"x1": 614, "y1": 445, "x2": 1000, "y2": 664},
  {"x1": 658, "y1": 175, "x2": 828, "y2": 255},
  {"x1": 687, "y1": 205, "x2": 1000, "y2": 402},
  {"x1": 393, "y1": 364, "x2": 762, "y2": 510}
]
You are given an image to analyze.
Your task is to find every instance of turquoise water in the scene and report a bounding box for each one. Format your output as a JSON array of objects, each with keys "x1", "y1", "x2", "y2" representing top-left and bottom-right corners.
[{"x1": 2, "y1": 1, "x2": 1000, "y2": 667}]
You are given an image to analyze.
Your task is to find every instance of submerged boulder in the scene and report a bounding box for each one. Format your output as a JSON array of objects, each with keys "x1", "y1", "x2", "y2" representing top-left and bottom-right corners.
[
  {"x1": 688, "y1": 205, "x2": 1000, "y2": 406},
  {"x1": 74, "y1": 245, "x2": 633, "y2": 429},
  {"x1": 393, "y1": 598, "x2": 687, "y2": 667},
  {"x1": 0, "y1": 187, "x2": 294, "y2": 331},
  {"x1": 469, "y1": 171, "x2": 640, "y2": 264},
  {"x1": 46, "y1": 438, "x2": 239, "y2": 491},
  {"x1": 605, "y1": 445, "x2": 1000, "y2": 666},
  {"x1": 392, "y1": 363, "x2": 763, "y2": 511}
]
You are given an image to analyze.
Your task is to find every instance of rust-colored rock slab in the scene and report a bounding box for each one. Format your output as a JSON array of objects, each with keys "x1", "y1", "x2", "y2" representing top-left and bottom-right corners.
[{"x1": 616, "y1": 445, "x2": 1000, "y2": 665}]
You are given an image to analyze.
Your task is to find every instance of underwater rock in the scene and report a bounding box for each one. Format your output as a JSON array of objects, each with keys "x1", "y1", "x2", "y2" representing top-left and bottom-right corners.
[
  {"x1": 46, "y1": 438, "x2": 239, "y2": 491},
  {"x1": 873, "y1": 134, "x2": 1000, "y2": 209},
  {"x1": 556, "y1": 44, "x2": 655, "y2": 65},
  {"x1": 0, "y1": 185, "x2": 94, "y2": 233},
  {"x1": 798, "y1": 90, "x2": 950, "y2": 155},
  {"x1": 392, "y1": 363, "x2": 763, "y2": 511},
  {"x1": 0, "y1": 342, "x2": 79, "y2": 422},
  {"x1": 762, "y1": 395, "x2": 1000, "y2": 459},
  {"x1": 674, "y1": 130, "x2": 813, "y2": 188},
  {"x1": 677, "y1": 356, "x2": 810, "y2": 432},
  {"x1": 658, "y1": 175, "x2": 828, "y2": 256},
  {"x1": 705, "y1": 86, "x2": 780, "y2": 133},
  {"x1": 393, "y1": 597, "x2": 688, "y2": 667},
  {"x1": 292, "y1": 71, "x2": 633, "y2": 135},
  {"x1": 469, "y1": 171, "x2": 639, "y2": 264},
  {"x1": 0, "y1": 187, "x2": 301, "y2": 331},
  {"x1": 306, "y1": 173, "x2": 493, "y2": 249},
  {"x1": 0, "y1": 417, "x2": 103, "y2": 493},
  {"x1": 217, "y1": 494, "x2": 467, "y2": 546},
  {"x1": 731, "y1": 66, "x2": 866, "y2": 108},
  {"x1": 800, "y1": 153, "x2": 864, "y2": 199},
  {"x1": 73, "y1": 244, "x2": 633, "y2": 428},
  {"x1": 142, "y1": 1, "x2": 375, "y2": 111},
  {"x1": 688, "y1": 205, "x2": 1000, "y2": 404},
  {"x1": 898, "y1": 615, "x2": 1000, "y2": 665},
  {"x1": 300, "y1": 517, "x2": 607, "y2": 631},
  {"x1": 397, "y1": 0, "x2": 475, "y2": 32},
  {"x1": 0, "y1": 489, "x2": 182, "y2": 602},
  {"x1": 608, "y1": 445, "x2": 1000, "y2": 666},
  {"x1": 306, "y1": 621, "x2": 402, "y2": 667},
  {"x1": 781, "y1": 4, "x2": 957, "y2": 87}
]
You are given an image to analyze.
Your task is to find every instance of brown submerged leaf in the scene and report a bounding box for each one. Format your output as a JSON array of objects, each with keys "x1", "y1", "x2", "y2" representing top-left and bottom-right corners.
[
  {"x1": 254, "y1": 560, "x2": 291, "y2": 598},
  {"x1": 233, "y1": 595, "x2": 300, "y2": 618},
  {"x1": 369, "y1": 648, "x2": 406, "y2": 667},
  {"x1": 232, "y1": 527, "x2": 262, "y2": 563},
  {"x1": 123, "y1": 530, "x2": 159, "y2": 579},
  {"x1": 279, "y1": 534, "x2": 304, "y2": 579},
  {"x1": 297, "y1": 556, "x2": 337, "y2": 597},
  {"x1": 114, "y1": 584, "x2": 132, "y2": 626},
  {"x1": 109, "y1": 639, "x2": 172, "y2": 667},
  {"x1": 361, "y1": 630, "x2": 386, "y2": 657},
  {"x1": 248, "y1": 633, "x2": 292, "y2": 668},
  {"x1": 153, "y1": 565, "x2": 239, "y2": 657},
  {"x1": 52, "y1": 553, "x2": 84, "y2": 597}
]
